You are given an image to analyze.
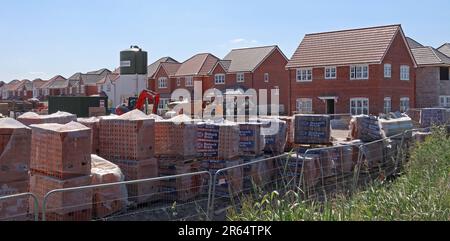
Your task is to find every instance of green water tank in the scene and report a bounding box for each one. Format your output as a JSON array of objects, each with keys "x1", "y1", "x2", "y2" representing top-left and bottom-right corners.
[{"x1": 120, "y1": 46, "x2": 148, "y2": 75}]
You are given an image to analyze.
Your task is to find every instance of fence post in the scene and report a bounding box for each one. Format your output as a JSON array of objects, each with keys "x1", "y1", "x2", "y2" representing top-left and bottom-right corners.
[
  {"x1": 205, "y1": 171, "x2": 213, "y2": 221},
  {"x1": 208, "y1": 172, "x2": 218, "y2": 221},
  {"x1": 352, "y1": 145, "x2": 363, "y2": 194}
]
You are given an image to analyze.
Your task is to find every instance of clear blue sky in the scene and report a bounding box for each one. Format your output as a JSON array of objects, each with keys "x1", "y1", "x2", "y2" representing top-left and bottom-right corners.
[{"x1": 1, "y1": 0, "x2": 449, "y2": 82}]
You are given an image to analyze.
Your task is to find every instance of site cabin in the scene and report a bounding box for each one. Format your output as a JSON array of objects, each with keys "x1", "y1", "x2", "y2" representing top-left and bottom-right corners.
[{"x1": 286, "y1": 24, "x2": 417, "y2": 116}]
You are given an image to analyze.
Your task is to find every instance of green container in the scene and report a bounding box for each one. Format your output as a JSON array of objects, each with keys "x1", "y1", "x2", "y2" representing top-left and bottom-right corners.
[
  {"x1": 120, "y1": 46, "x2": 148, "y2": 75},
  {"x1": 49, "y1": 96, "x2": 109, "y2": 118}
]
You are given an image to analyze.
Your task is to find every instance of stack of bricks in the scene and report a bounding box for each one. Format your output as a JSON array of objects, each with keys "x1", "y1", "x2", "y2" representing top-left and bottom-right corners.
[
  {"x1": 260, "y1": 118, "x2": 287, "y2": 154},
  {"x1": 77, "y1": 117, "x2": 100, "y2": 155},
  {"x1": 90, "y1": 155, "x2": 127, "y2": 219},
  {"x1": 349, "y1": 115, "x2": 383, "y2": 142},
  {"x1": 198, "y1": 121, "x2": 243, "y2": 197},
  {"x1": 278, "y1": 116, "x2": 295, "y2": 152},
  {"x1": 29, "y1": 122, "x2": 93, "y2": 221},
  {"x1": 17, "y1": 111, "x2": 77, "y2": 126},
  {"x1": 99, "y1": 110, "x2": 158, "y2": 204},
  {"x1": 294, "y1": 114, "x2": 332, "y2": 145},
  {"x1": 0, "y1": 118, "x2": 31, "y2": 220},
  {"x1": 286, "y1": 153, "x2": 322, "y2": 190},
  {"x1": 156, "y1": 115, "x2": 202, "y2": 202}
]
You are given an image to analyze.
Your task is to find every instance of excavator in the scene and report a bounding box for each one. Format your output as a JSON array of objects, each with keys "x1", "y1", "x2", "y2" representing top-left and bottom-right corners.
[{"x1": 115, "y1": 89, "x2": 160, "y2": 115}]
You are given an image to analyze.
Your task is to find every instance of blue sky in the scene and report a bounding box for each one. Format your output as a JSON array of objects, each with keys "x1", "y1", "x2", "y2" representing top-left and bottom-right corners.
[{"x1": 1, "y1": 0, "x2": 449, "y2": 82}]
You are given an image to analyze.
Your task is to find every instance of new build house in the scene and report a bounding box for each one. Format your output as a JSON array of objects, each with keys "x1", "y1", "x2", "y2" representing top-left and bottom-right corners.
[
  {"x1": 408, "y1": 39, "x2": 450, "y2": 108},
  {"x1": 286, "y1": 24, "x2": 417, "y2": 115},
  {"x1": 438, "y1": 43, "x2": 450, "y2": 57}
]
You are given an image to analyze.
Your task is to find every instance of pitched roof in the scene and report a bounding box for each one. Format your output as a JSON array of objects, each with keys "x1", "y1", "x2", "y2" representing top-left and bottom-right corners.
[
  {"x1": 411, "y1": 46, "x2": 450, "y2": 66},
  {"x1": 174, "y1": 53, "x2": 219, "y2": 77},
  {"x1": 86, "y1": 68, "x2": 111, "y2": 75},
  {"x1": 159, "y1": 62, "x2": 182, "y2": 76},
  {"x1": 223, "y1": 45, "x2": 286, "y2": 72},
  {"x1": 406, "y1": 37, "x2": 424, "y2": 49},
  {"x1": 32, "y1": 79, "x2": 47, "y2": 89},
  {"x1": 438, "y1": 43, "x2": 450, "y2": 57},
  {"x1": 286, "y1": 24, "x2": 410, "y2": 68},
  {"x1": 97, "y1": 73, "x2": 120, "y2": 85},
  {"x1": 147, "y1": 57, "x2": 179, "y2": 78},
  {"x1": 40, "y1": 75, "x2": 67, "y2": 89}
]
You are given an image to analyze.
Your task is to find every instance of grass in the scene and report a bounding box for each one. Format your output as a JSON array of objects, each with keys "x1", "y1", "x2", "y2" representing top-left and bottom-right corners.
[{"x1": 228, "y1": 127, "x2": 450, "y2": 221}]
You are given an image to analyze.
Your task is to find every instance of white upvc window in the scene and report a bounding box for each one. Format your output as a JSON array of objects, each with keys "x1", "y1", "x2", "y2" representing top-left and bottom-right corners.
[
  {"x1": 400, "y1": 65, "x2": 410, "y2": 81},
  {"x1": 158, "y1": 77, "x2": 168, "y2": 89},
  {"x1": 384, "y1": 64, "x2": 392, "y2": 78},
  {"x1": 177, "y1": 78, "x2": 181, "y2": 86},
  {"x1": 325, "y1": 67, "x2": 337, "y2": 79},
  {"x1": 400, "y1": 97, "x2": 410, "y2": 112},
  {"x1": 439, "y1": 96, "x2": 450, "y2": 107},
  {"x1": 350, "y1": 65, "x2": 369, "y2": 80},
  {"x1": 237, "y1": 73, "x2": 245, "y2": 83},
  {"x1": 296, "y1": 68, "x2": 313, "y2": 82},
  {"x1": 384, "y1": 97, "x2": 392, "y2": 114},
  {"x1": 350, "y1": 98, "x2": 369, "y2": 115},
  {"x1": 185, "y1": 76, "x2": 193, "y2": 87},
  {"x1": 215, "y1": 74, "x2": 225, "y2": 85},
  {"x1": 296, "y1": 98, "x2": 313, "y2": 114},
  {"x1": 264, "y1": 73, "x2": 269, "y2": 83},
  {"x1": 273, "y1": 86, "x2": 280, "y2": 96}
]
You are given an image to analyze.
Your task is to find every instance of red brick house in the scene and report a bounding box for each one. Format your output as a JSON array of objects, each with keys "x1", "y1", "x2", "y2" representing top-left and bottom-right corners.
[
  {"x1": 68, "y1": 68, "x2": 111, "y2": 96},
  {"x1": 286, "y1": 24, "x2": 417, "y2": 116}
]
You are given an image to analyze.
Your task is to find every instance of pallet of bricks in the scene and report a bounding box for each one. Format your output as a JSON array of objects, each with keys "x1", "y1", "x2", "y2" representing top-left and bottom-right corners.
[
  {"x1": 0, "y1": 118, "x2": 31, "y2": 221},
  {"x1": 155, "y1": 115, "x2": 203, "y2": 202},
  {"x1": 238, "y1": 122, "x2": 274, "y2": 190},
  {"x1": 99, "y1": 110, "x2": 159, "y2": 205},
  {"x1": 29, "y1": 122, "x2": 93, "y2": 221},
  {"x1": 259, "y1": 117, "x2": 288, "y2": 154},
  {"x1": 77, "y1": 117, "x2": 101, "y2": 155},
  {"x1": 17, "y1": 111, "x2": 77, "y2": 126},
  {"x1": 198, "y1": 120, "x2": 243, "y2": 198}
]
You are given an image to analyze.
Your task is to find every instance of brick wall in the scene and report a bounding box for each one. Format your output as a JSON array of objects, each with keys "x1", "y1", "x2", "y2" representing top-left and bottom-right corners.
[{"x1": 416, "y1": 67, "x2": 440, "y2": 108}]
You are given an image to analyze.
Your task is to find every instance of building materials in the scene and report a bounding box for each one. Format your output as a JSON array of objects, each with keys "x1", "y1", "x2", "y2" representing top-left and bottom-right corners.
[
  {"x1": 202, "y1": 159, "x2": 243, "y2": 197},
  {"x1": 17, "y1": 111, "x2": 77, "y2": 126},
  {"x1": 287, "y1": 154, "x2": 321, "y2": 189},
  {"x1": 30, "y1": 122, "x2": 92, "y2": 179},
  {"x1": 294, "y1": 115, "x2": 331, "y2": 145},
  {"x1": 91, "y1": 155, "x2": 127, "y2": 219},
  {"x1": 114, "y1": 159, "x2": 159, "y2": 204},
  {"x1": 77, "y1": 117, "x2": 100, "y2": 154},
  {"x1": 349, "y1": 115, "x2": 383, "y2": 142},
  {"x1": 238, "y1": 122, "x2": 263, "y2": 156},
  {"x1": 159, "y1": 157, "x2": 202, "y2": 202},
  {"x1": 242, "y1": 155, "x2": 275, "y2": 188},
  {"x1": 30, "y1": 174, "x2": 93, "y2": 221},
  {"x1": 419, "y1": 108, "x2": 448, "y2": 127},
  {"x1": 197, "y1": 121, "x2": 240, "y2": 160},
  {"x1": 0, "y1": 180, "x2": 29, "y2": 221},
  {"x1": 278, "y1": 116, "x2": 295, "y2": 151},
  {"x1": 0, "y1": 118, "x2": 31, "y2": 183},
  {"x1": 155, "y1": 115, "x2": 198, "y2": 158},
  {"x1": 99, "y1": 110, "x2": 155, "y2": 161},
  {"x1": 379, "y1": 116, "x2": 413, "y2": 138},
  {"x1": 48, "y1": 96, "x2": 108, "y2": 118},
  {"x1": 260, "y1": 118, "x2": 287, "y2": 154}
]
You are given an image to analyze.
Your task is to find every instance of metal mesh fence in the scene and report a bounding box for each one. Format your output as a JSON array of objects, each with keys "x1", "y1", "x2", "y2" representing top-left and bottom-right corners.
[
  {"x1": 41, "y1": 172, "x2": 211, "y2": 221},
  {"x1": 0, "y1": 192, "x2": 38, "y2": 221}
]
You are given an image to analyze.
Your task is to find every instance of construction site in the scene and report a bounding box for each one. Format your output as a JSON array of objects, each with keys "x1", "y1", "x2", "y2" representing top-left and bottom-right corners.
[{"x1": 1, "y1": 97, "x2": 449, "y2": 221}]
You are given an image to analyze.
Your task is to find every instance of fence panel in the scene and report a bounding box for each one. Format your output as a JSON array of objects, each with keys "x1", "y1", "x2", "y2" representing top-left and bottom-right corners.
[
  {"x1": 0, "y1": 193, "x2": 39, "y2": 221},
  {"x1": 40, "y1": 172, "x2": 212, "y2": 221},
  {"x1": 208, "y1": 154, "x2": 292, "y2": 220}
]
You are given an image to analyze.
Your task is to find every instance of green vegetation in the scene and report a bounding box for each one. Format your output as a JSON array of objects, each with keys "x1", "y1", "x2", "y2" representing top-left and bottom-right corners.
[{"x1": 229, "y1": 127, "x2": 450, "y2": 221}]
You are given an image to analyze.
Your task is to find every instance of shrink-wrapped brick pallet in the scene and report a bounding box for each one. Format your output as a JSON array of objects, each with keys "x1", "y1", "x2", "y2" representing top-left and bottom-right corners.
[
  {"x1": 260, "y1": 118, "x2": 287, "y2": 154},
  {"x1": 286, "y1": 154, "x2": 321, "y2": 189},
  {"x1": 378, "y1": 115, "x2": 413, "y2": 139},
  {"x1": 99, "y1": 110, "x2": 155, "y2": 161},
  {"x1": 238, "y1": 122, "x2": 263, "y2": 156},
  {"x1": 77, "y1": 117, "x2": 100, "y2": 155},
  {"x1": 30, "y1": 122, "x2": 92, "y2": 179},
  {"x1": 155, "y1": 115, "x2": 198, "y2": 158},
  {"x1": 201, "y1": 159, "x2": 243, "y2": 197},
  {"x1": 197, "y1": 121, "x2": 240, "y2": 160},
  {"x1": 17, "y1": 111, "x2": 77, "y2": 126},
  {"x1": 91, "y1": 155, "x2": 127, "y2": 219},
  {"x1": 294, "y1": 114, "x2": 331, "y2": 145},
  {"x1": 159, "y1": 158, "x2": 202, "y2": 202},
  {"x1": 349, "y1": 115, "x2": 383, "y2": 142},
  {"x1": 278, "y1": 116, "x2": 295, "y2": 151},
  {"x1": 30, "y1": 174, "x2": 93, "y2": 221},
  {"x1": 0, "y1": 180, "x2": 30, "y2": 221},
  {"x1": 242, "y1": 155, "x2": 275, "y2": 188},
  {"x1": 0, "y1": 118, "x2": 31, "y2": 183},
  {"x1": 114, "y1": 159, "x2": 159, "y2": 204},
  {"x1": 359, "y1": 141, "x2": 385, "y2": 169}
]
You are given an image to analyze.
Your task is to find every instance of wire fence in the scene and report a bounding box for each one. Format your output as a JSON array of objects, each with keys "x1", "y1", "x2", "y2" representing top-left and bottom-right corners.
[
  {"x1": 0, "y1": 125, "x2": 447, "y2": 221},
  {"x1": 0, "y1": 192, "x2": 39, "y2": 221},
  {"x1": 39, "y1": 171, "x2": 211, "y2": 221}
]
